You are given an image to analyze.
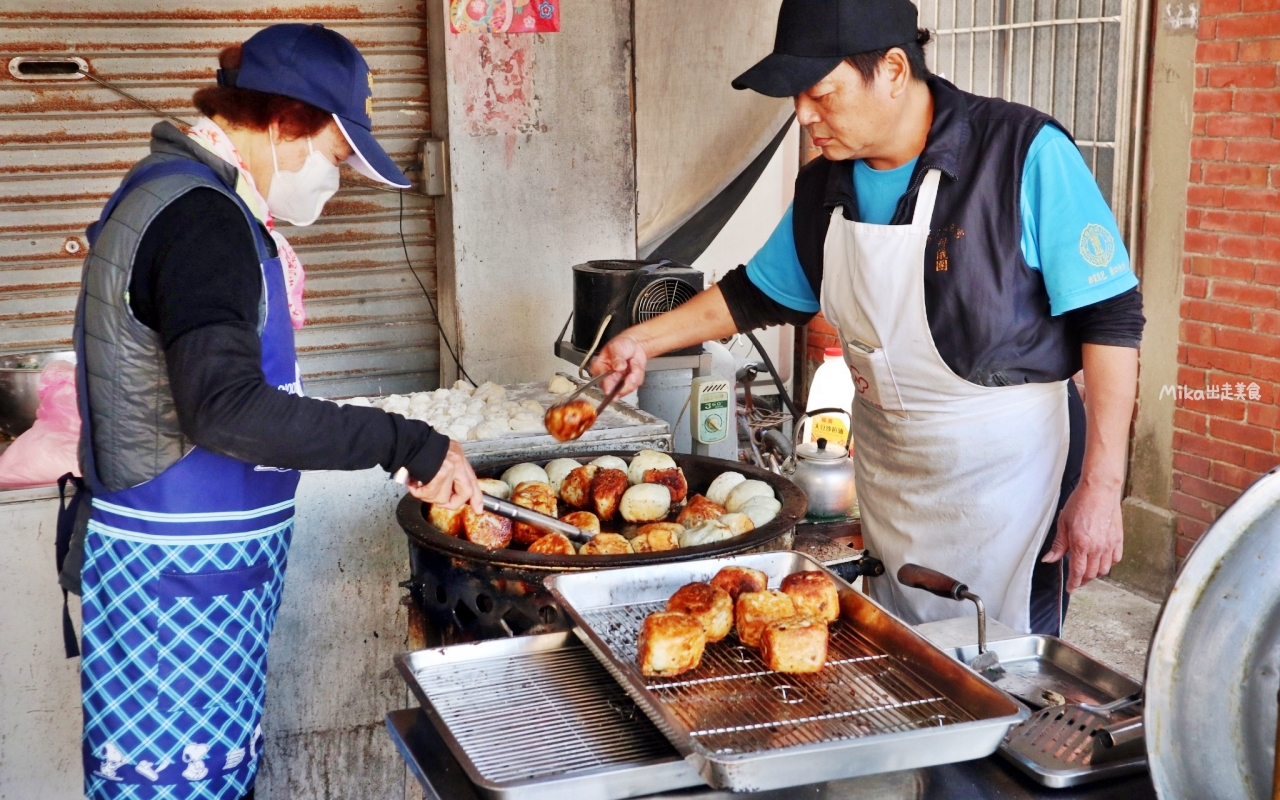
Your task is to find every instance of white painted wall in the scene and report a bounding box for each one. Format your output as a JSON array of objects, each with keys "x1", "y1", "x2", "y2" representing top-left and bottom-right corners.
[
  {"x1": 428, "y1": 0, "x2": 637, "y2": 387},
  {"x1": 0, "y1": 471, "x2": 420, "y2": 800}
]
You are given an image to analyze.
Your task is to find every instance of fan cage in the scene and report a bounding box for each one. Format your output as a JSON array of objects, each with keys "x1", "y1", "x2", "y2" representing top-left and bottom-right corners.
[{"x1": 632, "y1": 278, "x2": 698, "y2": 323}]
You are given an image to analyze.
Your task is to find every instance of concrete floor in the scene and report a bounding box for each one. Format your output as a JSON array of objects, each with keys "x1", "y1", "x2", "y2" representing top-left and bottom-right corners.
[{"x1": 1060, "y1": 578, "x2": 1164, "y2": 681}]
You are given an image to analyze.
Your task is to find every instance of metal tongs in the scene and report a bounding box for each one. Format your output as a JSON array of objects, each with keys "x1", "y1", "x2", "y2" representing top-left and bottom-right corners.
[
  {"x1": 897, "y1": 563, "x2": 1005, "y2": 676},
  {"x1": 545, "y1": 371, "x2": 626, "y2": 440},
  {"x1": 393, "y1": 469, "x2": 594, "y2": 543}
]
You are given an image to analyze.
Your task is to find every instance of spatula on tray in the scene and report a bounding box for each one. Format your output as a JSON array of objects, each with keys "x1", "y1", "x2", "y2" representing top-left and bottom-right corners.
[{"x1": 897, "y1": 563, "x2": 1005, "y2": 676}]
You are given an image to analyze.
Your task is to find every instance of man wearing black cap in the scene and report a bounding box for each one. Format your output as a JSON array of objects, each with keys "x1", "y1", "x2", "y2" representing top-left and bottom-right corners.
[{"x1": 593, "y1": 0, "x2": 1145, "y2": 636}]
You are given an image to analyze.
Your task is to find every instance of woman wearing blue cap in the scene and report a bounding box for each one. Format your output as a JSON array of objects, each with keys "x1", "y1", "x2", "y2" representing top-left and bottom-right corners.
[
  {"x1": 594, "y1": 0, "x2": 1144, "y2": 638},
  {"x1": 69, "y1": 24, "x2": 478, "y2": 800}
]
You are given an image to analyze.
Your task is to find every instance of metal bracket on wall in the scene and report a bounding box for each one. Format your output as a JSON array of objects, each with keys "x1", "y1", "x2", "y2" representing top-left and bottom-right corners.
[{"x1": 420, "y1": 139, "x2": 448, "y2": 196}]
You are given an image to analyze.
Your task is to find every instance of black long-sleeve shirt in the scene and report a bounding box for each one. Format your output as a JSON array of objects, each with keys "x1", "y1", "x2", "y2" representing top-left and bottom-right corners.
[{"x1": 129, "y1": 188, "x2": 449, "y2": 482}]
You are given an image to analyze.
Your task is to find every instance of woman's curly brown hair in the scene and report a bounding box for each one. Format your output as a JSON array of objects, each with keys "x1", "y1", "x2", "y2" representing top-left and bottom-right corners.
[{"x1": 193, "y1": 44, "x2": 332, "y2": 139}]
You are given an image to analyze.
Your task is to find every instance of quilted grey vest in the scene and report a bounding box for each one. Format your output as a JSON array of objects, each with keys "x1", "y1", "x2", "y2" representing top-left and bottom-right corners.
[{"x1": 75, "y1": 123, "x2": 264, "y2": 493}]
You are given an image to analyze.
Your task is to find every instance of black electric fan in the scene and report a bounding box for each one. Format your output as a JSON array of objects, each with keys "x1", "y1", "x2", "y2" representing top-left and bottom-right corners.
[{"x1": 571, "y1": 260, "x2": 704, "y2": 356}]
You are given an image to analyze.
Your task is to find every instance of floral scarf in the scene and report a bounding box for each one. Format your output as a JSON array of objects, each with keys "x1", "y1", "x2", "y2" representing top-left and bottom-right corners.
[{"x1": 187, "y1": 117, "x2": 307, "y2": 329}]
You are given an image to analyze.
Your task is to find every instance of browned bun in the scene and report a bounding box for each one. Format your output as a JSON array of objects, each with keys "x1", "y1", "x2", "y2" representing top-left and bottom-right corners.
[
  {"x1": 677, "y1": 494, "x2": 727, "y2": 527},
  {"x1": 735, "y1": 590, "x2": 796, "y2": 648},
  {"x1": 427, "y1": 504, "x2": 465, "y2": 536},
  {"x1": 560, "y1": 510, "x2": 601, "y2": 535},
  {"x1": 590, "y1": 468, "x2": 629, "y2": 521},
  {"x1": 780, "y1": 571, "x2": 841, "y2": 623},
  {"x1": 528, "y1": 532, "x2": 577, "y2": 555},
  {"x1": 644, "y1": 467, "x2": 688, "y2": 504},
  {"x1": 578, "y1": 532, "x2": 633, "y2": 555},
  {"x1": 510, "y1": 482, "x2": 558, "y2": 546},
  {"x1": 638, "y1": 611, "x2": 706, "y2": 677},
  {"x1": 710, "y1": 566, "x2": 769, "y2": 602},
  {"x1": 462, "y1": 506, "x2": 513, "y2": 549},
  {"x1": 559, "y1": 464, "x2": 599, "y2": 509},
  {"x1": 667, "y1": 582, "x2": 734, "y2": 642}
]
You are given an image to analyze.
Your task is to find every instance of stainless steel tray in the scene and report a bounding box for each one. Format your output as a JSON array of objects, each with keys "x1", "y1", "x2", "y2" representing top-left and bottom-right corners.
[
  {"x1": 546, "y1": 552, "x2": 1028, "y2": 792},
  {"x1": 459, "y1": 382, "x2": 670, "y2": 466},
  {"x1": 394, "y1": 633, "x2": 702, "y2": 800},
  {"x1": 944, "y1": 635, "x2": 1146, "y2": 788}
]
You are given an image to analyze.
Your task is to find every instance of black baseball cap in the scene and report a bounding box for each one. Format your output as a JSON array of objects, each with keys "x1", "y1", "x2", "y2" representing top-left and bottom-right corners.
[
  {"x1": 733, "y1": 0, "x2": 920, "y2": 97},
  {"x1": 218, "y1": 23, "x2": 411, "y2": 188}
]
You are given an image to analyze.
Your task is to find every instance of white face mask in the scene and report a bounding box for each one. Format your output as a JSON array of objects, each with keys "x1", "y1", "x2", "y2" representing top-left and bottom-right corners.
[{"x1": 266, "y1": 137, "x2": 340, "y2": 226}]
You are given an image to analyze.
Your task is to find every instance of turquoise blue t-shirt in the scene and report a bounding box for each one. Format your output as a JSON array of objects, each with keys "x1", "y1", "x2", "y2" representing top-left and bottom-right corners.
[{"x1": 744, "y1": 125, "x2": 1137, "y2": 316}]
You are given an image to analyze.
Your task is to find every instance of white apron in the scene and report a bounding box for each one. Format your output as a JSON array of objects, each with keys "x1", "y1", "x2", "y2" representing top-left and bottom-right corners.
[{"x1": 819, "y1": 169, "x2": 1069, "y2": 633}]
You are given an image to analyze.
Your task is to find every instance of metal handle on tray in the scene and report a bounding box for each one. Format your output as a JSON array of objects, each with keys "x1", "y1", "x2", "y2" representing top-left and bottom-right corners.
[{"x1": 897, "y1": 563, "x2": 991, "y2": 658}]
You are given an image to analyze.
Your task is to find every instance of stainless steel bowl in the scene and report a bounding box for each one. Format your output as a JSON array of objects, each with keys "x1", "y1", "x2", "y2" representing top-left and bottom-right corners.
[{"x1": 0, "y1": 351, "x2": 76, "y2": 438}]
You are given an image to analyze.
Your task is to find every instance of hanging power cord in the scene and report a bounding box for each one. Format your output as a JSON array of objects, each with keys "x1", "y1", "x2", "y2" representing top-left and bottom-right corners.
[
  {"x1": 77, "y1": 67, "x2": 192, "y2": 128},
  {"x1": 399, "y1": 188, "x2": 475, "y2": 386},
  {"x1": 745, "y1": 331, "x2": 802, "y2": 421}
]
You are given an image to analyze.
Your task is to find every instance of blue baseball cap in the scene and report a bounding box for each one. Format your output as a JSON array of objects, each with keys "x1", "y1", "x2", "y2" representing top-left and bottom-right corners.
[{"x1": 218, "y1": 23, "x2": 411, "y2": 188}]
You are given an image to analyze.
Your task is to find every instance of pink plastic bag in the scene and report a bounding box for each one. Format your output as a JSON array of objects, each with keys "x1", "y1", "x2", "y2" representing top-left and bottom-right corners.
[{"x1": 0, "y1": 360, "x2": 81, "y2": 488}]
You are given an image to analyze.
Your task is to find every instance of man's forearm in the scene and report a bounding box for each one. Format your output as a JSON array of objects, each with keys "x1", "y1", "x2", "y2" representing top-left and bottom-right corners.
[
  {"x1": 1078, "y1": 344, "x2": 1139, "y2": 489},
  {"x1": 630, "y1": 285, "x2": 740, "y2": 358}
]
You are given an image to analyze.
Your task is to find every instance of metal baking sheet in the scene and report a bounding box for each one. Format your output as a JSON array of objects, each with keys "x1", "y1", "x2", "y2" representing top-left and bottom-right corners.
[
  {"x1": 394, "y1": 632, "x2": 702, "y2": 800},
  {"x1": 459, "y1": 382, "x2": 670, "y2": 466},
  {"x1": 944, "y1": 635, "x2": 1145, "y2": 787},
  {"x1": 546, "y1": 552, "x2": 1027, "y2": 792}
]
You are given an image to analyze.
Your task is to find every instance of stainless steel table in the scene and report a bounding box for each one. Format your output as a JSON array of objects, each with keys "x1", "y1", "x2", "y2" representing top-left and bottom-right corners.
[{"x1": 386, "y1": 708, "x2": 1157, "y2": 800}]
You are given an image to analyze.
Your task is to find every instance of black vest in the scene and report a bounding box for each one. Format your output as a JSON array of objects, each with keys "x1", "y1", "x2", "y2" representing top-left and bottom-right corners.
[{"x1": 793, "y1": 77, "x2": 1080, "y2": 387}]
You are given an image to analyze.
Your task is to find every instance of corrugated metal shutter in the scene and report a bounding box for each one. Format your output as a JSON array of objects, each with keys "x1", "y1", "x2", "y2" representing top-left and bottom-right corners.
[{"x1": 0, "y1": 3, "x2": 438, "y2": 398}]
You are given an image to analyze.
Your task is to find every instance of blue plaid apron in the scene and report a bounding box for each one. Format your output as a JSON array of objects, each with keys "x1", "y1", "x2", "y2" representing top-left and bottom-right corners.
[{"x1": 77, "y1": 160, "x2": 302, "y2": 800}]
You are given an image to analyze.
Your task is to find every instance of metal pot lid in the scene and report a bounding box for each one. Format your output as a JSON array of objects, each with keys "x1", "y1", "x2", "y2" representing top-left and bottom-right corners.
[
  {"x1": 796, "y1": 437, "x2": 848, "y2": 460},
  {"x1": 1145, "y1": 467, "x2": 1280, "y2": 799}
]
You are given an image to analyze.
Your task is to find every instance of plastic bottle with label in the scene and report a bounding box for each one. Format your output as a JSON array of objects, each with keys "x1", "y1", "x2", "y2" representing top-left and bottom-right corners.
[{"x1": 802, "y1": 347, "x2": 854, "y2": 446}]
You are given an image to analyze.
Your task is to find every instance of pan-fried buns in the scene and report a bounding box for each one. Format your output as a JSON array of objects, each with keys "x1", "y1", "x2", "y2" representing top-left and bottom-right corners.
[
  {"x1": 631, "y1": 522, "x2": 683, "y2": 553},
  {"x1": 718, "y1": 512, "x2": 755, "y2": 535},
  {"x1": 638, "y1": 611, "x2": 707, "y2": 677},
  {"x1": 667, "y1": 582, "x2": 734, "y2": 642},
  {"x1": 528, "y1": 532, "x2": 577, "y2": 555},
  {"x1": 710, "y1": 566, "x2": 769, "y2": 602},
  {"x1": 545, "y1": 398, "x2": 596, "y2": 442},
  {"x1": 591, "y1": 468, "x2": 629, "y2": 521},
  {"x1": 619, "y1": 483, "x2": 672, "y2": 522},
  {"x1": 760, "y1": 617, "x2": 828, "y2": 674},
  {"x1": 427, "y1": 504, "x2": 465, "y2": 536},
  {"x1": 510, "y1": 481, "x2": 558, "y2": 546},
  {"x1": 676, "y1": 495, "x2": 727, "y2": 527},
  {"x1": 780, "y1": 571, "x2": 841, "y2": 623},
  {"x1": 559, "y1": 510, "x2": 601, "y2": 535},
  {"x1": 462, "y1": 506, "x2": 513, "y2": 549},
  {"x1": 735, "y1": 590, "x2": 796, "y2": 648},
  {"x1": 559, "y1": 464, "x2": 599, "y2": 508},
  {"x1": 643, "y1": 467, "x2": 688, "y2": 504},
  {"x1": 578, "y1": 532, "x2": 633, "y2": 555}
]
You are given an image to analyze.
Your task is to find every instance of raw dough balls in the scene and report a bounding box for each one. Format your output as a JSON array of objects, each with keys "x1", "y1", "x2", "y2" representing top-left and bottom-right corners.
[
  {"x1": 543, "y1": 458, "x2": 581, "y2": 493},
  {"x1": 725, "y1": 480, "x2": 775, "y2": 513},
  {"x1": 477, "y1": 478, "x2": 510, "y2": 500},
  {"x1": 548, "y1": 375, "x2": 576, "y2": 394},
  {"x1": 739, "y1": 496, "x2": 782, "y2": 528},
  {"x1": 705, "y1": 472, "x2": 746, "y2": 506},
  {"x1": 590, "y1": 455, "x2": 629, "y2": 473},
  {"x1": 502, "y1": 462, "x2": 550, "y2": 491},
  {"x1": 619, "y1": 483, "x2": 672, "y2": 523}
]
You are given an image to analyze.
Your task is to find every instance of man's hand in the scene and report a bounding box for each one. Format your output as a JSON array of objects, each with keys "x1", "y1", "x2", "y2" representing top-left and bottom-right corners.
[
  {"x1": 405, "y1": 440, "x2": 483, "y2": 512},
  {"x1": 1042, "y1": 343, "x2": 1138, "y2": 593},
  {"x1": 1043, "y1": 480, "x2": 1124, "y2": 592},
  {"x1": 589, "y1": 332, "x2": 648, "y2": 396}
]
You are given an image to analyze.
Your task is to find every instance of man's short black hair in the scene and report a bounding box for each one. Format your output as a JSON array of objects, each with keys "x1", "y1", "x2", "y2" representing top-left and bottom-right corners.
[{"x1": 845, "y1": 28, "x2": 933, "y2": 84}]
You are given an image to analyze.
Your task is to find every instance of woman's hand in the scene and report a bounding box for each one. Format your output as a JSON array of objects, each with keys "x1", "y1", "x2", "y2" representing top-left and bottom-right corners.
[
  {"x1": 589, "y1": 332, "x2": 648, "y2": 396},
  {"x1": 405, "y1": 440, "x2": 483, "y2": 512}
]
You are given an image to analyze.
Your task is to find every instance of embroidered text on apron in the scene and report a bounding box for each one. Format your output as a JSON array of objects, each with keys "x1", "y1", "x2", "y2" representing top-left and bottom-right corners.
[
  {"x1": 819, "y1": 169, "x2": 1069, "y2": 633},
  {"x1": 77, "y1": 160, "x2": 303, "y2": 799}
]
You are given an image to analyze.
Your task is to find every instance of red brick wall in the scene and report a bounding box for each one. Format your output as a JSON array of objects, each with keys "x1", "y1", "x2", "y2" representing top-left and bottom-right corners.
[{"x1": 1173, "y1": 0, "x2": 1280, "y2": 558}]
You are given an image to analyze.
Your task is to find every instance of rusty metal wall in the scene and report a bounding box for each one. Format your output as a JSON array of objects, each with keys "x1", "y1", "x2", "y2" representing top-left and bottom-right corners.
[{"x1": 0, "y1": 3, "x2": 438, "y2": 399}]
